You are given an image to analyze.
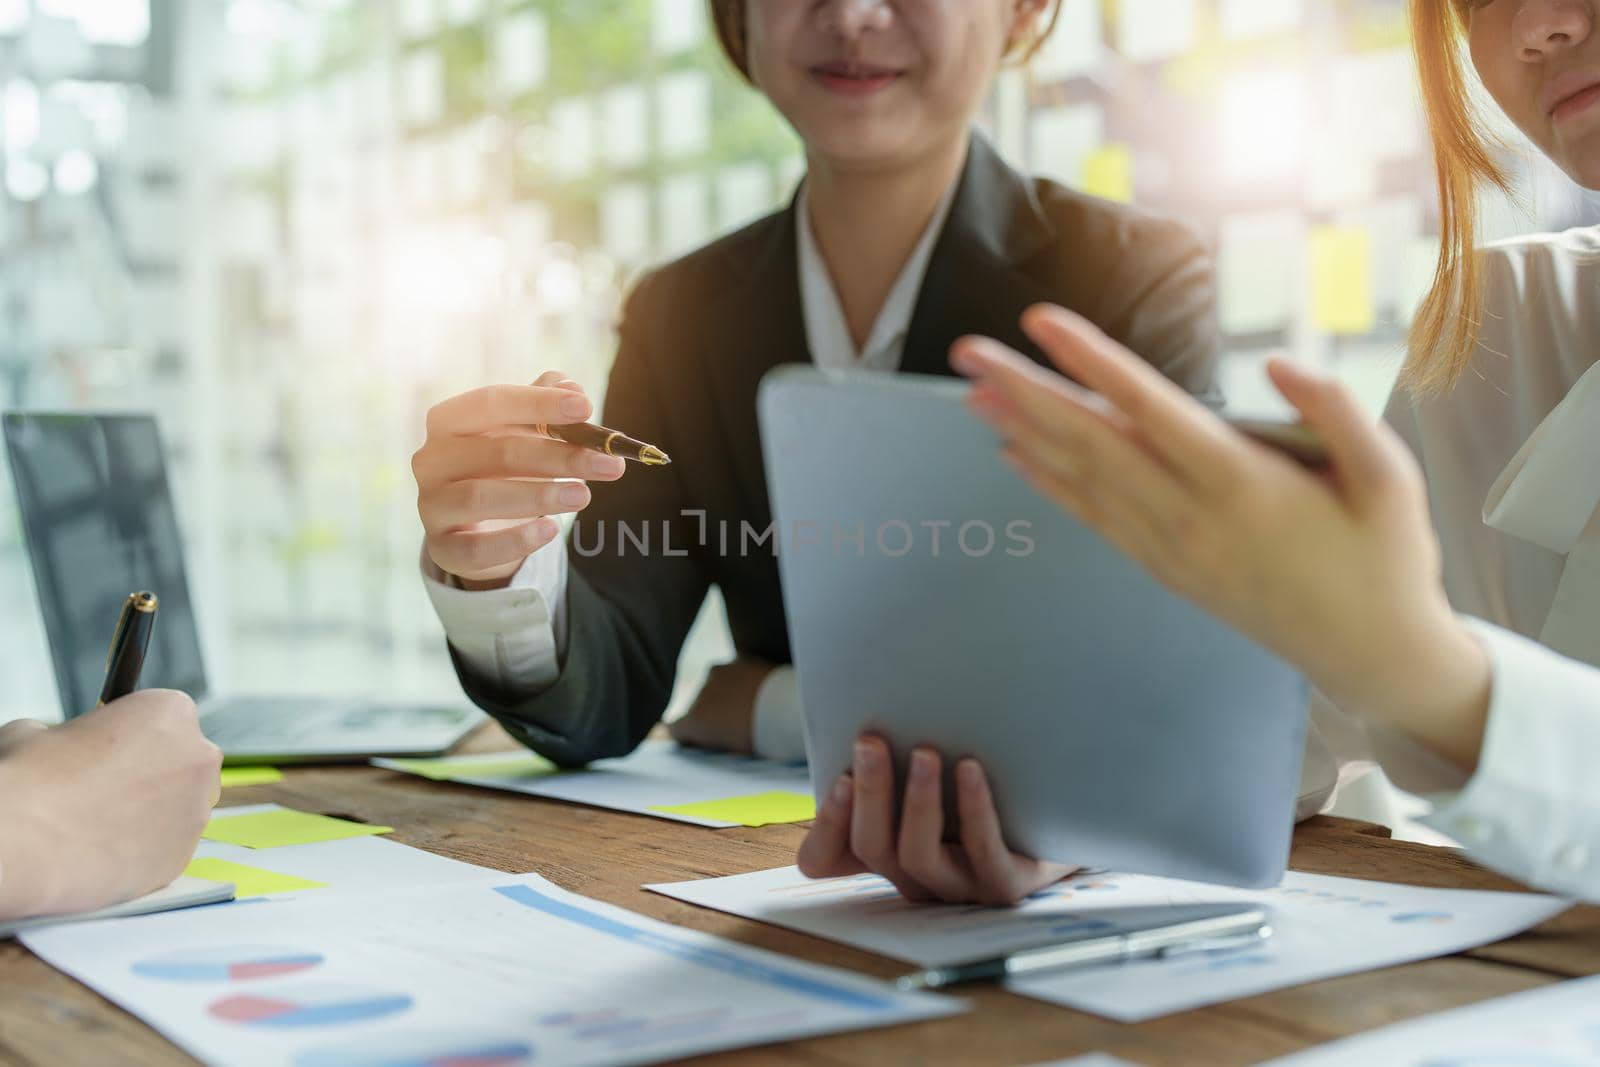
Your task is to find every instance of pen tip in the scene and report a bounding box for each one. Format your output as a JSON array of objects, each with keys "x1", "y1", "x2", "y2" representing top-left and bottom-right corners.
[
  {"x1": 641, "y1": 446, "x2": 671, "y2": 466},
  {"x1": 895, "y1": 974, "x2": 933, "y2": 992}
]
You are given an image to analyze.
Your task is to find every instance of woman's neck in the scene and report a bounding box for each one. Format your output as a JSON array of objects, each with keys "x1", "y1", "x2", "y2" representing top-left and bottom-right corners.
[{"x1": 804, "y1": 135, "x2": 970, "y2": 353}]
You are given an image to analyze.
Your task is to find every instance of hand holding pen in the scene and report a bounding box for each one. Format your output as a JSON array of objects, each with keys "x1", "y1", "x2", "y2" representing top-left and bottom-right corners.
[{"x1": 413, "y1": 371, "x2": 670, "y2": 589}]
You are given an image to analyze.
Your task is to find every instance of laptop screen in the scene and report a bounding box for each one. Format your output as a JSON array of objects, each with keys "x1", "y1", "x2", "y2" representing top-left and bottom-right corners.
[{"x1": 3, "y1": 413, "x2": 208, "y2": 717}]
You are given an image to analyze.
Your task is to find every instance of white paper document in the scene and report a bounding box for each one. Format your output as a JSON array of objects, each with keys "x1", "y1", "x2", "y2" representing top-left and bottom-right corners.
[
  {"x1": 1260, "y1": 973, "x2": 1600, "y2": 1065},
  {"x1": 648, "y1": 866, "x2": 1571, "y2": 1022},
  {"x1": 23, "y1": 871, "x2": 961, "y2": 1067},
  {"x1": 374, "y1": 740, "x2": 813, "y2": 828}
]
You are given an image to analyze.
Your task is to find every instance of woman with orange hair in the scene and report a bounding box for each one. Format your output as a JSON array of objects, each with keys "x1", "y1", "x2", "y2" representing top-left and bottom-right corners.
[{"x1": 830, "y1": 0, "x2": 1600, "y2": 901}]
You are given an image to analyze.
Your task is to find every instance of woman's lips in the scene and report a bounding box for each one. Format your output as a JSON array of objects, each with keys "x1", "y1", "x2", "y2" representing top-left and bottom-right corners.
[
  {"x1": 1553, "y1": 81, "x2": 1600, "y2": 126},
  {"x1": 810, "y1": 63, "x2": 903, "y2": 97}
]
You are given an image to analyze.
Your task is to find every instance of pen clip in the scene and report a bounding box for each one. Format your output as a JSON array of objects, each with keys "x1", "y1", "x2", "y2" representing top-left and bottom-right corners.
[
  {"x1": 104, "y1": 594, "x2": 136, "y2": 671},
  {"x1": 1153, "y1": 926, "x2": 1273, "y2": 962}
]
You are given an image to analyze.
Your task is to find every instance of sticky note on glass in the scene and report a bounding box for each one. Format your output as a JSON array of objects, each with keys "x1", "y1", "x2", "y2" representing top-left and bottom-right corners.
[
  {"x1": 384, "y1": 753, "x2": 556, "y2": 781},
  {"x1": 1311, "y1": 225, "x2": 1376, "y2": 335},
  {"x1": 1081, "y1": 143, "x2": 1134, "y2": 204},
  {"x1": 183, "y1": 857, "x2": 327, "y2": 898},
  {"x1": 204, "y1": 809, "x2": 394, "y2": 849},
  {"x1": 651, "y1": 791, "x2": 817, "y2": 827},
  {"x1": 219, "y1": 767, "x2": 284, "y2": 788}
]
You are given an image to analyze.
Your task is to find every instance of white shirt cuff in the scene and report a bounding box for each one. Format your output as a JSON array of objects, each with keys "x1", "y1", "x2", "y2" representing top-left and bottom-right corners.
[
  {"x1": 420, "y1": 543, "x2": 569, "y2": 694},
  {"x1": 752, "y1": 665, "x2": 808, "y2": 764},
  {"x1": 1419, "y1": 618, "x2": 1600, "y2": 900}
]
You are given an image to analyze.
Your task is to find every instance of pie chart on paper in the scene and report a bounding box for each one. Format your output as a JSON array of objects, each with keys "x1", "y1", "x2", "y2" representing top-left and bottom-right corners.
[
  {"x1": 207, "y1": 985, "x2": 414, "y2": 1028},
  {"x1": 131, "y1": 946, "x2": 325, "y2": 983}
]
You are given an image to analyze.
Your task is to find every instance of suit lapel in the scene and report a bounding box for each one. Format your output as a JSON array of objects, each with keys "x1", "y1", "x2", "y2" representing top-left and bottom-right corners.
[
  {"x1": 706, "y1": 204, "x2": 810, "y2": 519},
  {"x1": 901, "y1": 134, "x2": 1060, "y2": 378}
]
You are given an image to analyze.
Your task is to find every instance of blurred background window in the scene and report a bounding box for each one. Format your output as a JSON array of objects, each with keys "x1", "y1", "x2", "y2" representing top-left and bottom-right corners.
[{"x1": 1, "y1": 0, "x2": 1595, "y2": 724}]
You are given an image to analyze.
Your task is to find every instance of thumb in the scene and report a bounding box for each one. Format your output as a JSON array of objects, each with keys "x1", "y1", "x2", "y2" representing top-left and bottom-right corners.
[
  {"x1": 0, "y1": 718, "x2": 49, "y2": 757},
  {"x1": 1266, "y1": 360, "x2": 1401, "y2": 503}
]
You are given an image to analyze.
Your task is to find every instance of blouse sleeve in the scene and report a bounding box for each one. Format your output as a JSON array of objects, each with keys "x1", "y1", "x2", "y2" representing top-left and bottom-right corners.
[{"x1": 1418, "y1": 618, "x2": 1600, "y2": 901}]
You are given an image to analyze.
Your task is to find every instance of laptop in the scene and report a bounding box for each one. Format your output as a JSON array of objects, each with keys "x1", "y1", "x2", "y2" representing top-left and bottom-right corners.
[
  {"x1": 3, "y1": 412, "x2": 481, "y2": 763},
  {"x1": 757, "y1": 367, "x2": 1308, "y2": 889}
]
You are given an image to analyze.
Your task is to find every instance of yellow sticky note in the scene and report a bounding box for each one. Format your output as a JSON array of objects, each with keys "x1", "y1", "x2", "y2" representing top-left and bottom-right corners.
[
  {"x1": 204, "y1": 809, "x2": 394, "y2": 849},
  {"x1": 651, "y1": 791, "x2": 817, "y2": 828},
  {"x1": 385, "y1": 754, "x2": 556, "y2": 782},
  {"x1": 1081, "y1": 143, "x2": 1135, "y2": 204},
  {"x1": 220, "y1": 767, "x2": 284, "y2": 788},
  {"x1": 1311, "y1": 226, "x2": 1376, "y2": 335},
  {"x1": 183, "y1": 857, "x2": 327, "y2": 898}
]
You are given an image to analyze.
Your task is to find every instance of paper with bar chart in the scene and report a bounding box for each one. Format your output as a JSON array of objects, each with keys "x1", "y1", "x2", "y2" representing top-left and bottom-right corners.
[
  {"x1": 647, "y1": 866, "x2": 1571, "y2": 1022},
  {"x1": 374, "y1": 740, "x2": 815, "y2": 828},
  {"x1": 23, "y1": 871, "x2": 961, "y2": 1067}
]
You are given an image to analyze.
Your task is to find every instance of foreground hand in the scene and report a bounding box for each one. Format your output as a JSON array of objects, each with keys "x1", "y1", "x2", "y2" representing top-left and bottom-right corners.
[
  {"x1": 797, "y1": 735, "x2": 1074, "y2": 906},
  {"x1": 414, "y1": 372, "x2": 628, "y2": 589},
  {"x1": 667, "y1": 656, "x2": 774, "y2": 754},
  {"x1": 951, "y1": 305, "x2": 1490, "y2": 767},
  {"x1": 0, "y1": 691, "x2": 223, "y2": 920}
]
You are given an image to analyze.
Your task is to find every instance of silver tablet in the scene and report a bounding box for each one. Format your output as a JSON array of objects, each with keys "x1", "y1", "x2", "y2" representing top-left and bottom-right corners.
[{"x1": 758, "y1": 366, "x2": 1307, "y2": 888}]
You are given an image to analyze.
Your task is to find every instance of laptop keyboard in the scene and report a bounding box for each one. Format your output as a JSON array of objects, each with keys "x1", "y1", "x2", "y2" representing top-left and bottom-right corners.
[{"x1": 201, "y1": 698, "x2": 469, "y2": 747}]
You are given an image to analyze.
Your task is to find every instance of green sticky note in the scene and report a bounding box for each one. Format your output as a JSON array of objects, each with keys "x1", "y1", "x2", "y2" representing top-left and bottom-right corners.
[
  {"x1": 203, "y1": 809, "x2": 393, "y2": 849},
  {"x1": 183, "y1": 857, "x2": 327, "y2": 898},
  {"x1": 219, "y1": 766, "x2": 285, "y2": 788},
  {"x1": 386, "y1": 754, "x2": 556, "y2": 782},
  {"x1": 650, "y1": 791, "x2": 817, "y2": 827}
]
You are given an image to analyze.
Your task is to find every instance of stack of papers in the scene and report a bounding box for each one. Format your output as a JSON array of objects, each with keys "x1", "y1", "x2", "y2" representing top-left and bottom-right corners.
[
  {"x1": 23, "y1": 871, "x2": 961, "y2": 1067},
  {"x1": 648, "y1": 866, "x2": 1572, "y2": 1022},
  {"x1": 375, "y1": 740, "x2": 817, "y2": 828}
]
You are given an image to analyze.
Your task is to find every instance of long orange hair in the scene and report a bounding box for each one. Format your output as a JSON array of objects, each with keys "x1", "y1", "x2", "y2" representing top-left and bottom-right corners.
[{"x1": 1405, "y1": 0, "x2": 1517, "y2": 393}]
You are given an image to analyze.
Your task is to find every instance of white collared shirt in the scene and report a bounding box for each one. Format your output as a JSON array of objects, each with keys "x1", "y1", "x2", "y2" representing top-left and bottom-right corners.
[
  {"x1": 1318, "y1": 225, "x2": 1600, "y2": 900},
  {"x1": 423, "y1": 178, "x2": 960, "y2": 763}
]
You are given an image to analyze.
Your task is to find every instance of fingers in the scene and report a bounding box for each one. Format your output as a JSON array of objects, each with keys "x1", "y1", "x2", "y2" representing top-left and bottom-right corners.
[
  {"x1": 0, "y1": 718, "x2": 48, "y2": 757},
  {"x1": 849, "y1": 737, "x2": 932, "y2": 902},
  {"x1": 955, "y1": 759, "x2": 1038, "y2": 907},
  {"x1": 1267, "y1": 360, "x2": 1411, "y2": 505},
  {"x1": 896, "y1": 748, "x2": 974, "y2": 902},
  {"x1": 424, "y1": 517, "x2": 563, "y2": 580},
  {"x1": 413, "y1": 434, "x2": 626, "y2": 488},
  {"x1": 425, "y1": 384, "x2": 592, "y2": 438},
  {"x1": 420, "y1": 478, "x2": 593, "y2": 530},
  {"x1": 797, "y1": 775, "x2": 868, "y2": 879},
  {"x1": 1016, "y1": 305, "x2": 1249, "y2": 492},
  {"x1": 1002, "y1": 446, "x2": 1188, "y2": 592}
]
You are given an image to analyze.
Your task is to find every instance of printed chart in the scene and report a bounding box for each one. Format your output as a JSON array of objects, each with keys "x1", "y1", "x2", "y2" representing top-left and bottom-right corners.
[
  {"x1": 22, "y1": 871, "x2": 959, "y2": 1067},
  {"x1": 649, "y1": 866, "x2": 1571, "y2": 1021}
]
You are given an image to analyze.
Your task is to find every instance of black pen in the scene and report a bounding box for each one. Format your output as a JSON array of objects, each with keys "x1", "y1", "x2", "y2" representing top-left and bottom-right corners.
[
  {"x1": 533, "y1": 421, "x2": 671, "y2": 466},
  {"x1": 98, "y1": 592, "x2": 158, "y2": 706}
]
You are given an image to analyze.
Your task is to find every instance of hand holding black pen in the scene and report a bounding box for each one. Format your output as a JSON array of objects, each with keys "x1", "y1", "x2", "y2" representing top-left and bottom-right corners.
[
  {"x1": 414, "y1": 372, "x2": 668, "y2": 589},
  {"x1": 99, "y1": 592, "x2": 158, "y2": 706}
]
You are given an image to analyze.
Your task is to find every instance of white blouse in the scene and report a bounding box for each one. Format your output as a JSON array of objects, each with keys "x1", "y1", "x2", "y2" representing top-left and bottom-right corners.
[{"x1": 1322, "y1": 224, "x2": 1600, "y2": 901}]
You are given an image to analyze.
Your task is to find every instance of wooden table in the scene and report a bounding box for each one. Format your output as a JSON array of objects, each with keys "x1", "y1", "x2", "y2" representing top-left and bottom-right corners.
[{"x1": 4, "y1": 725, "x2": 1598, "y2": 1067}]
